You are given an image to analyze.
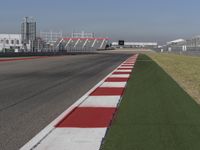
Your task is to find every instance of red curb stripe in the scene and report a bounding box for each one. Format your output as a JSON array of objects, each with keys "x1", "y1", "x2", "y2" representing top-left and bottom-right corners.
[
  {"x1": 112, "y1": 72, "x2": 131, "y2": 74},
  {"x1": 90, "y1": 87, "x2": 125, "y2": 96},
  {"x1": 56, "y1": 107, "x2": 116, "y2": 128},
  {"x1": 105, "y1": 77, "x2": 129, "y2": 82}
]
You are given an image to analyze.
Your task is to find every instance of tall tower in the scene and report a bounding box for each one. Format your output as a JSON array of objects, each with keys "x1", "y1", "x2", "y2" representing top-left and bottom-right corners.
[{"x1": 21, "y1": 17, "x2": 36, "y2": 51}]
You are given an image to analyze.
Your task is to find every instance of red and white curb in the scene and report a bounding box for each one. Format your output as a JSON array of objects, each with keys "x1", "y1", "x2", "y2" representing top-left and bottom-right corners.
[{"x1": 20, "y1": 54, "x2": 139, "y2": 150}]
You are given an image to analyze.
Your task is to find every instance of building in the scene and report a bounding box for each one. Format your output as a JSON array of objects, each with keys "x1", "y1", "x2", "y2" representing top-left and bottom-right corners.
[
  {"x1": 186, "y1": 36, "x2": 200, "y2": 47},
  {"x1": 112, "y1": 41, "x2": 158, "y2": 48},
  {"x1": 21, "y1": 17, "x2": 36, "y2": 51},
  {"x1": 166, "y1": 39, "x2": 186, "y2": 46},
  {"x1": 0, "y1": 34, "x2": 22, "y2": 52}
]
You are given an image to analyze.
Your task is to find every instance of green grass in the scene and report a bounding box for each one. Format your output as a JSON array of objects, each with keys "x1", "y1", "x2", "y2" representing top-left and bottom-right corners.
[{"x1": 102, "y1": 54, "x2": 200, "y2": 150}]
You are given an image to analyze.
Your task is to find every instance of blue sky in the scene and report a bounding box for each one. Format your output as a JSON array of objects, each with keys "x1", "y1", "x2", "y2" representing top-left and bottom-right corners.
[{"x1": 0, "y1": 0, "x2": 200, "y2": 43}]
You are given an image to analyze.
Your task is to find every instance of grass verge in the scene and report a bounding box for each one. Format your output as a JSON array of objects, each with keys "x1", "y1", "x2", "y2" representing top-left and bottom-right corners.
[
  {"x1": 102, "y1": 54, "x2": 200, "y2": 150},
  {"x1": 148, "y1": 53, "x2": 200, "y2": 104}
]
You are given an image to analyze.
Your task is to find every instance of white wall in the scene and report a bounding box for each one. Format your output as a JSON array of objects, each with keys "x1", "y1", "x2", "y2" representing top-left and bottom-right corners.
[
  {"x1": 0, "y1": 34, "x2": 22, "y2": 51},
  {"x1": 112, "y1": 41, "x2": 158, "y2": 47}
]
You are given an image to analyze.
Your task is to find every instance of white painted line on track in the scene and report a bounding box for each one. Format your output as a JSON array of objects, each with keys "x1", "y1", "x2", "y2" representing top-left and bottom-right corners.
[{"x1": 79, "y1": 96, "x2": 121, "y2": 107}]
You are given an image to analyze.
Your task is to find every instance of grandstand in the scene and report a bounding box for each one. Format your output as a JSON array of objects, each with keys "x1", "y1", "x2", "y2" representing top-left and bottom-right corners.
[
  {"x1": 53, "y1": 31, "x2": 109, "y2": 52},
  {"x1": 56, "y1": 37, "x2": 109, "y2": 52}
]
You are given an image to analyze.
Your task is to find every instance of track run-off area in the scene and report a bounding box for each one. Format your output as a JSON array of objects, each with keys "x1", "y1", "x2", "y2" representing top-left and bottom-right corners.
[{"x1": 1, "y1": 51, "x2": 200, "y2": 150}]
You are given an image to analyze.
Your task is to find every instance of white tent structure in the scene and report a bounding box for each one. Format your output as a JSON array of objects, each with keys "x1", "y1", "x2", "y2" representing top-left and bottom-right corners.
[{"x1": 167, "y1": 39, "x2": 186, "y2": 45}]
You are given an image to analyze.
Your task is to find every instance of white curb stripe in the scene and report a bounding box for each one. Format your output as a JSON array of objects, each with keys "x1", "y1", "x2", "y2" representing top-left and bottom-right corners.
[
  {"x1": 114, "y1": 70, "x2": 132, "y2": 72},
  {"x1": 123, "y1": 63, "x2": 134, "y2": 65},
  {"x1": 34, "y1": 128, "x2": 107, "y2": 150},
  {"x1": 118, "y1": 66, "x2": 133, "y2": 68},
  {"x1": 121, "y1": 64, "x2": 134, "y2": 66},
  {"x1": 79, "y1": 96, "x2": 121, "y2": 107},
  {"x1": 110, "y1": 74, "x2": 130, "y2": 78},
  {"x1": 100, "y1": 82, "x2": 126, "y2": 88}
]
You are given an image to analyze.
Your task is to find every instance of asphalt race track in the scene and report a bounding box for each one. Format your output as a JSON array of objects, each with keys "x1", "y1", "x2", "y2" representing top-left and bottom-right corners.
[{"x1": 0, "y1": 52, "x2": 130, "y2": 150}]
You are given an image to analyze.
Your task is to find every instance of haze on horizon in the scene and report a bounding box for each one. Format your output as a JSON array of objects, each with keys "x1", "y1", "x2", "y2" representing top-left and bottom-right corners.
[{"x1": 0, "y1": 0, "x2": 200, "y2": 44}]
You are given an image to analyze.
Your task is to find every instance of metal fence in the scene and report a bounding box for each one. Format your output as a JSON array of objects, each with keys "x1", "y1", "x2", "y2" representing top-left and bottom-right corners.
[{"x1": 153, "y1": 46, "x2": 200, "y2": 56}]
